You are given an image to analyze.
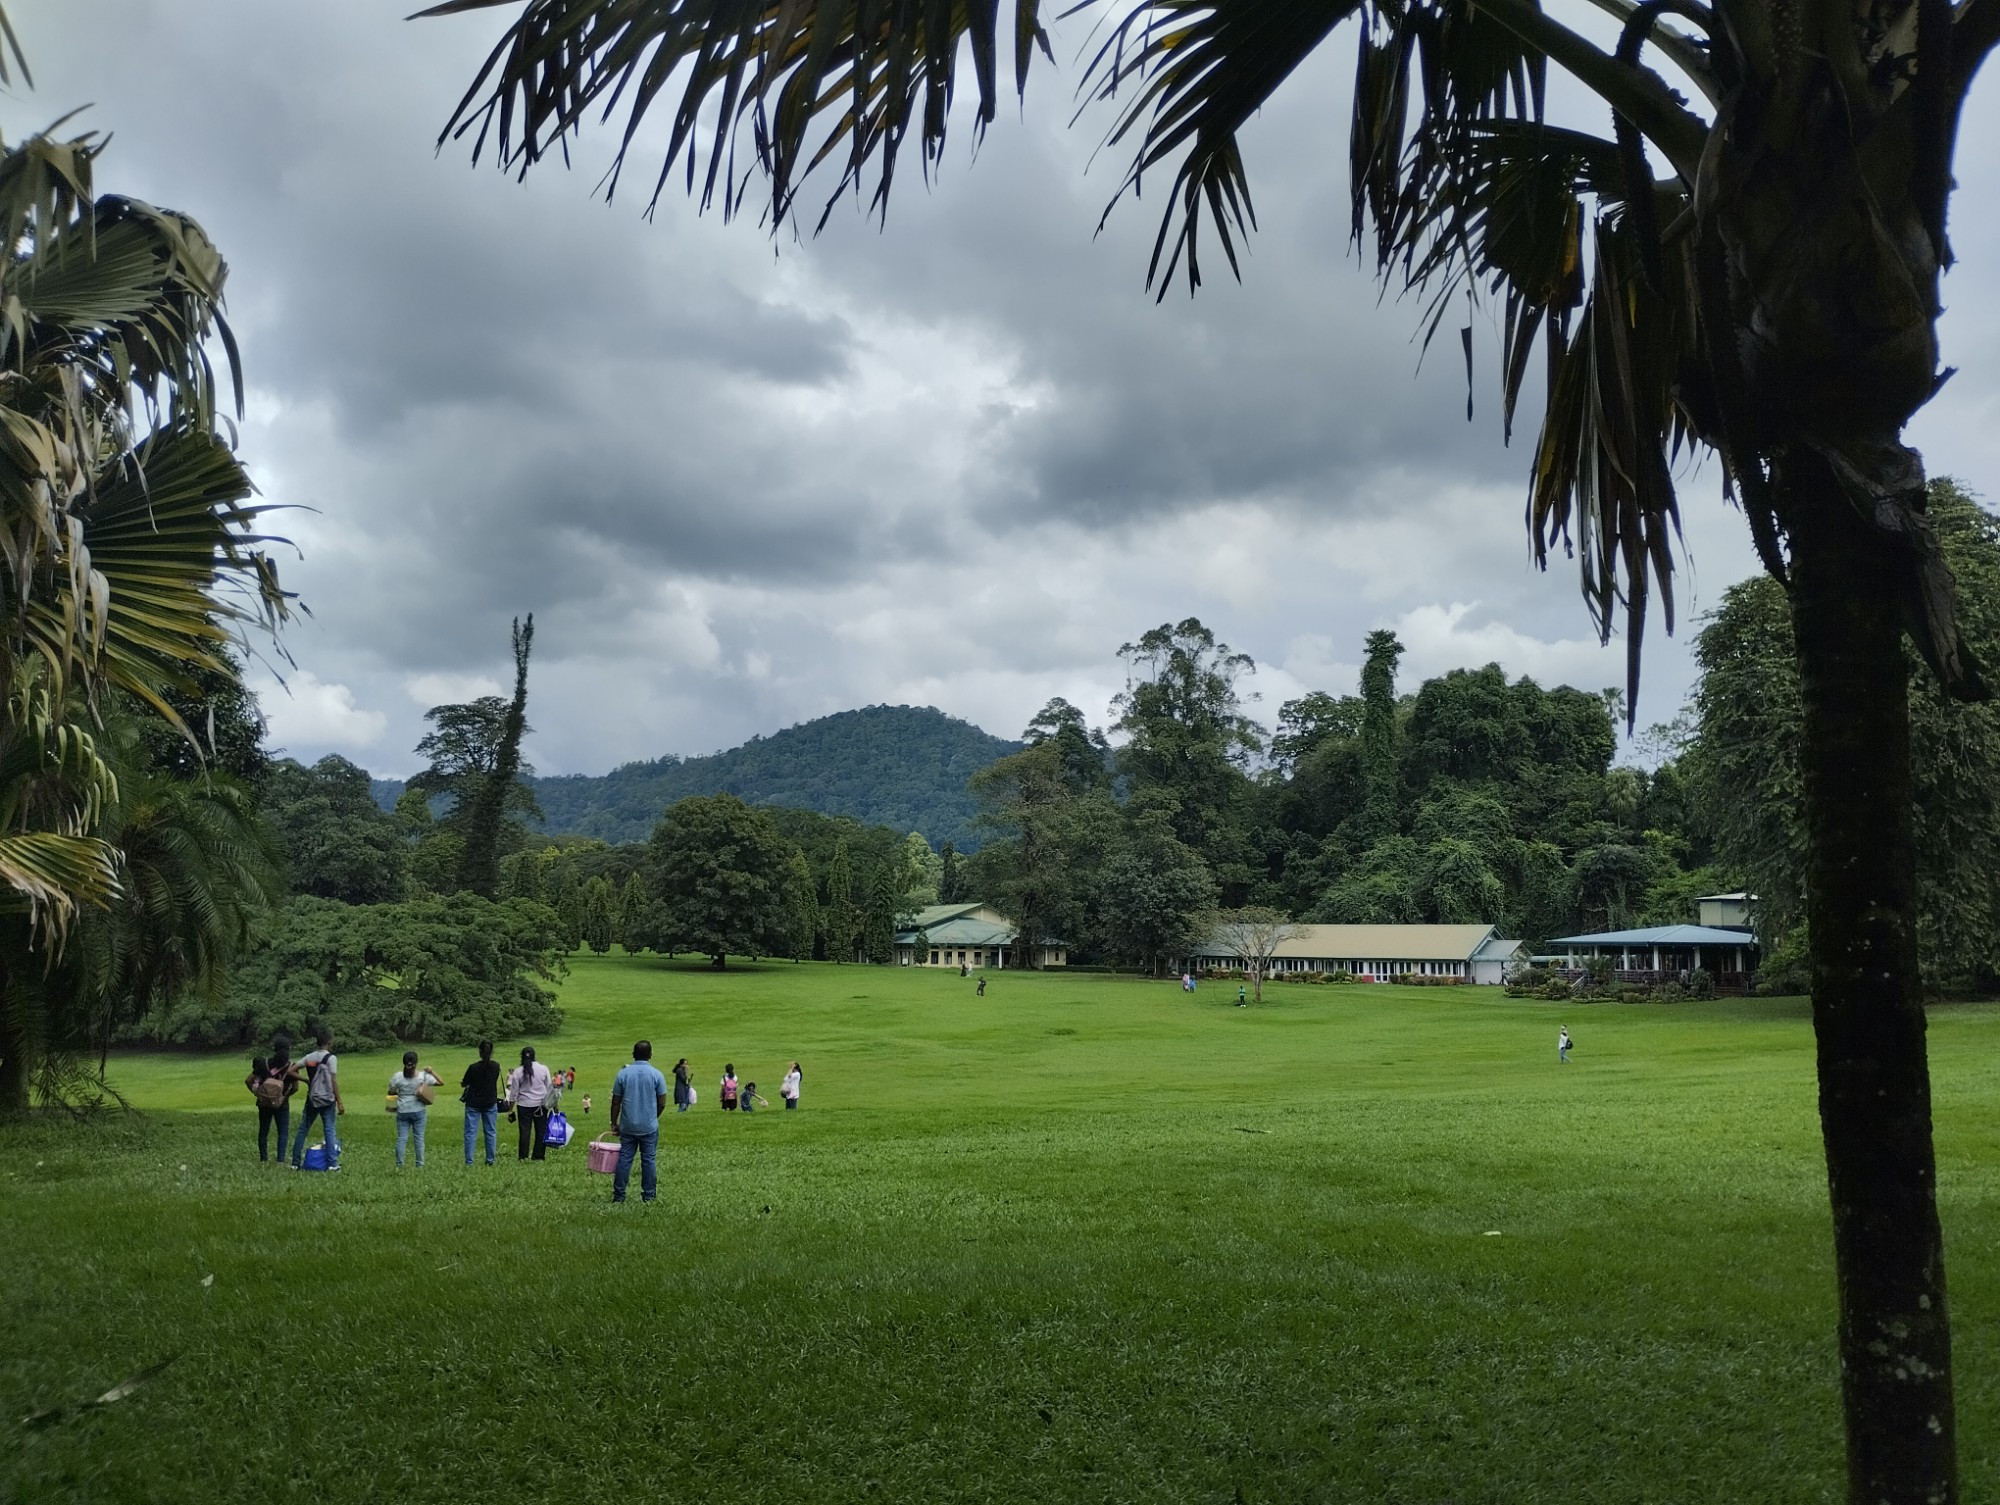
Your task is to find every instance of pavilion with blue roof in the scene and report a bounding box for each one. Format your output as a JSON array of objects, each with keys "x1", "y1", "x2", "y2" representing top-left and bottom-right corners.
[{"x1": 1548, "y1": 924, "x2": 1759, "y2": 979}]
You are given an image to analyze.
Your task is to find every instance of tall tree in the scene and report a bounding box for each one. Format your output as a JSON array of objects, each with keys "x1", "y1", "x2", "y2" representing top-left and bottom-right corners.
[
  {"x1": 454, "y1": 614, "x2": 535, "y2": 898},
  {"x1": 427, "y1": 0, "x2": 2000, "y2": 1490},
  {"x1": 1112, "y1": 620, "x2": 1261, "y2": 888},
  {"x1": 937, "y1": 840, "x2": 963, "y2": 904},
  {"x1": 823, "y1": 838, "x2": 857, "y2": 963},
  {"x1": 580, "y1": 874, "x2": 617, "y2": 955},
  {"x1": 617, "y1": 870, "x2": 650, "y2": 953},
  {"x1": 1096, "y1": 808, "x2": 1217, "y2": 974},
  {"x1": 862, "y1": 861, "x2": 899, "y2": 964},
  {"x1": 261, "y1": 756, "x2": 407, "y2": 905},
  {"x1": 1359, "y1": 631, "x2": 1403, "y2": 841},
  {"x1": 647, "y1": 794, "x2": 796, "y2": 967},
  {"x1": 781, "y1": 850, "x2": 818, "y2": 962}
]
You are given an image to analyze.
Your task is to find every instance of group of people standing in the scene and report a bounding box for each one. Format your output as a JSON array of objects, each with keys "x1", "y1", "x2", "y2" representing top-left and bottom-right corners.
[
  {"x1": 247, "y1": 1035, "x2": 802, "y2": 1175},
  {"x1": 609, "y1": 1045, "x2": 804, "y2": 1203}
]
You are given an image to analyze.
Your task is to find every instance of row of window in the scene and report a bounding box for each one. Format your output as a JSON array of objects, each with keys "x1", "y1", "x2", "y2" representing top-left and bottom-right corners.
[{"x1": 1215, "y1": 958, "x2": 1469, "y2": 976}]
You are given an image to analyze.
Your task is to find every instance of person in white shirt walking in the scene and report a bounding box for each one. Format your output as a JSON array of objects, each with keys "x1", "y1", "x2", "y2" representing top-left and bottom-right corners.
[
  {"x1": 1558, "y1": 1025, "x2": 1573, "y2": 1064},
  {"x1": 507, "y1": 1045, "x2": 557, "y2": 1160},
  {"x1": 781, "y1": 1062, "x2": 802, "y2": 1111}
]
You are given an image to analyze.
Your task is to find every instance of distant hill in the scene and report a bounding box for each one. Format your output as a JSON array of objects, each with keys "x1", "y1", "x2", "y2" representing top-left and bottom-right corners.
[{"x1": 373, "y1": 705, "x2": 1020, "y2": 850}]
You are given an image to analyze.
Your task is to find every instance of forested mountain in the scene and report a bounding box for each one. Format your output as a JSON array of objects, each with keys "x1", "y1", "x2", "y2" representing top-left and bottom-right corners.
[{"x1": 377, "y1": 705, "x2": 1019, "y2": 849}]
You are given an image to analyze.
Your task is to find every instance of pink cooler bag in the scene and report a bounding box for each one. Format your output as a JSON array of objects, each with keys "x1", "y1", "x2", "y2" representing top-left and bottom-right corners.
[{"x1": 586, "y1": 1138, "x2": 620, "y2": 1174}]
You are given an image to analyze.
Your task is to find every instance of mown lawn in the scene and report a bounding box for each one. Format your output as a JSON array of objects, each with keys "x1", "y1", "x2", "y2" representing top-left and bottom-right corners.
[{"x1": 4, "y1": 956, "x2": 1998, "y2": 1504}]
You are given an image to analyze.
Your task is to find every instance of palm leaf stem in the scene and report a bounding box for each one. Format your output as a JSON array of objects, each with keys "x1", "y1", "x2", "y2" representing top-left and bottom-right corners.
[{"x1": 1470, "y1": 0, "x2": 1707, "y2": 175}]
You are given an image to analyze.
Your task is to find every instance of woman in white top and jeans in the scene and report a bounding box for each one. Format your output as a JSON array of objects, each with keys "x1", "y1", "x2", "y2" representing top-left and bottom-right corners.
[
  {"x1": 507, "y1": 1045, "x2": 556, "y2": 1160},
  {"x1": 388, "y1": 1050, "x2": 440, "y2": 1167}
]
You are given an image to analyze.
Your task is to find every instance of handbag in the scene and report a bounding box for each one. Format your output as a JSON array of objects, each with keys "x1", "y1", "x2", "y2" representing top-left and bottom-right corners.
[
  {"x1": 545, "y1": 1111, "x2": 570, "y2": 1148},
  {"x1": 416, "y1": 1078, "x2": 438, "y2": 1106}
]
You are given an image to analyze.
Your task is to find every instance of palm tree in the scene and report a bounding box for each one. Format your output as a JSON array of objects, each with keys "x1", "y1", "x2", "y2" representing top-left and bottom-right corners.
[
  {"x1": 418, "y1": 1, "x2": 1998, "y2": 1496},
  {"x1": 0, "y1": 120, "x2": 292, "y2": 1110}
]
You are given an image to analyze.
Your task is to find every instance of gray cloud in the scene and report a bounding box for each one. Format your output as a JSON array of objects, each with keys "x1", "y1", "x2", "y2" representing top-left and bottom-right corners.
[{"x1": 8, "y1": 2, "x2": 1997, "y2": 779}]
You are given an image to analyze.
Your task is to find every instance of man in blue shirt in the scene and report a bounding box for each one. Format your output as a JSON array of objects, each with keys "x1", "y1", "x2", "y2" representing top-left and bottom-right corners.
[{"x1": 610, "y1": 1040, "x2": 669, "y2": 1204}]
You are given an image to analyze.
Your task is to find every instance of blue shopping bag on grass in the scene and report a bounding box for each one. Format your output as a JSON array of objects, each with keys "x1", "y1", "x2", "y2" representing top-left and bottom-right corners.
[
  {"x1": 301, "y1": 1144, "x2": 330, "y2": 1171},
  {"x1": 545, "y1": 1111, "x2": 570, "y2": 1148}
]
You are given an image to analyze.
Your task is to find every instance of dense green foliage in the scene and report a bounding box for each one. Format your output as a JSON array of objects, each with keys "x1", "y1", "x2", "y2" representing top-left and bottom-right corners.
[
  {"x1": 133, "y1": 893, "x2": 566, "y2": 1050},
  {"x1": 399, "y1": 705, "x2": 1022, "y2": 849},
  {"x1": 9, "y1": 958, "x2": 1998, "y2": 1503},
  {"x1": 968, "y1": 617, "x2": 1723, "y2": 965},
  {"x1": 1686, "y1": 479, "x2": 2000, "y2": 993},
  {"x1": 262, "y1": 756, "x2": 408, "y2": 904}
]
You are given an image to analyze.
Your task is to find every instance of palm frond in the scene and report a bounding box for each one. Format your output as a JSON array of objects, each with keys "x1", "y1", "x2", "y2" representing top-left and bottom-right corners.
[
  {"x1": 417, "y1": 0, "x2": 1053, "y2": 229},
  {"x1": 1079, "y1": 0, "x2": 1358, "y2": 294}
]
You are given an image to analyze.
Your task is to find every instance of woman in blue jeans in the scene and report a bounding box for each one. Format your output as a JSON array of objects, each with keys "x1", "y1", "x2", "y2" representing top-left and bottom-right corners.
[{"x1": 387, "y1": 1050, "x2": 440, "y2": 1167}]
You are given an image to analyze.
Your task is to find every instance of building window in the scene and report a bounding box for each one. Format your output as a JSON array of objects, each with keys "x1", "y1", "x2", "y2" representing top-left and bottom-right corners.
[{"x1": 930, "y1": 950, "x2": 939, "y2": 966}]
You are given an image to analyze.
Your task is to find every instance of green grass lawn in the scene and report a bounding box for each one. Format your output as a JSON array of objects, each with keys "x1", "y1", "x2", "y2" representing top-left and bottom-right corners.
[{"x1": 5, "y1": 956, "x2": 1998, "y2": 1503}]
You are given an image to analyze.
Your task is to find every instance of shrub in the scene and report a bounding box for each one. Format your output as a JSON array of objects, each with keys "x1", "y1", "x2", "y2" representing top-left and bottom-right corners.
[{"x1": 1687, "y1": 967, "x2": 1717, "y2": 1000}]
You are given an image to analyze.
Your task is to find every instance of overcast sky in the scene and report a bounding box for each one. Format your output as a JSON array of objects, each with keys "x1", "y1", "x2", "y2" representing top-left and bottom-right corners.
[{"x1": 10, "y1": 3, "x2": 1999, "y2": 776}]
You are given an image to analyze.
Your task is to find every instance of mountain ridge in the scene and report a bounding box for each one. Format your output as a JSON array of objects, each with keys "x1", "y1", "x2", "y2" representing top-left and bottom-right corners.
[{"x1": 373, "y1": 703, "x2": 1020, "y2": 849}]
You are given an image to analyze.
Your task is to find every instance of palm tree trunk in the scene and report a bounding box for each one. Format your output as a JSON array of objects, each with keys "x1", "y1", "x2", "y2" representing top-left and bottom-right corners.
[{"x1": 1786, "y1": 452, "x2": 1956, "y2": 1505}]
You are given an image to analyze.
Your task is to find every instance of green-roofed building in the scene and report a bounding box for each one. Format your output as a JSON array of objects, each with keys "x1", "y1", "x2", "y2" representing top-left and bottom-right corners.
[{"x1": 894, "y1": 903, "x2": 1068, "y2": 970}]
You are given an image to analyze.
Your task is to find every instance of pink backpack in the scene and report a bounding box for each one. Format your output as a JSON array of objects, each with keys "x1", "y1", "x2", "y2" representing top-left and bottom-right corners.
[{"x1": 721, "y1": 1076, "x2": 737, "y2": 1103}]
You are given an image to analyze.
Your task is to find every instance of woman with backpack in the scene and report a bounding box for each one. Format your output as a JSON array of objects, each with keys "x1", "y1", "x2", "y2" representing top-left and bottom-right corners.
[
  {"x1": 247, "y1": 1056, "x2": 289, "y2": 1161},
  {"x1": 719, "y1": 1064, "x2": 739, "y2": 1112},
  {"x1": 388, "y1": 1050, "x2": 442, "y2": 1168},
  {"x1": 507, "y1": 1045, "x2": 557, "y2": 1160}
]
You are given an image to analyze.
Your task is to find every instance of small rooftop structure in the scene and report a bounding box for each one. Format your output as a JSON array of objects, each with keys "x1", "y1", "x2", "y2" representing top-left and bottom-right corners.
[{"x1": 1693, "y1": 892, "x2": 1756, "y2": 930}]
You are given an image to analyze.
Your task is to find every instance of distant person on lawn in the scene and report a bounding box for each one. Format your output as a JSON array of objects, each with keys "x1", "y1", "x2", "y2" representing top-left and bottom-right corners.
[
  {"x1": 740, "y1": 1082, "x2": 768, "y2": 1114},
  {"x1": 508, "y1": 1046, "x2": 557, "y2": 1160},
  {"x1": 1559, "y1": 1026, "x2": 1573, "y2": 1065},
  {"x1": 672, "y1": 1057, "x2": 692, "y2": 1113},
  {"x1": 976, "y1": 976, "x2": 987, "y2": 997},
  {"x1": 388, "y1": 1050, "x2": 441, "y2": 1168},
  {"x1": 610, "y1": 1040, "x2": 669, "y2": 1205},
  {"x1": 720, "y1": 1065, "x2": 739, "y2": 1111},
  {"x1": 781, "y1": 1062, "x2": 801, "y2": 1111},
  {"x1": 289, "y1": 1030, "x2": 344, "y2": 1170},
  {"x1": 247, "y1": 1056, "x2": 288, "y2": 1162},
  {"x1": 460, "y1": 1039, "x2": 503, "y2": 1166}
]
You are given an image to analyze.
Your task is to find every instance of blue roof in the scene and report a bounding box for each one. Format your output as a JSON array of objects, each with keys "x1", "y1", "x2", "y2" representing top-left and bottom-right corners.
[{"x1": 1550, "y1": 925, "x2": 1759, "y2": 946}]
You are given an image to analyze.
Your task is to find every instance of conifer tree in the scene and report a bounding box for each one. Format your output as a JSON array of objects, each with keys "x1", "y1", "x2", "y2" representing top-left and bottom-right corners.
[
  {"x1": 581, "y1": 876, "x2": 616, "y2": 954},
  {"x1": 824, "y1": 839, "x2": 856, "y2": 962},
  {"x1": 779, "y1": 850, "x2": 818, "y2": 962},
  {"x1": 863, "y1": 862, "x2": 899, "y2": 963},
  {"x1": 618, "y1": 871, "x2": 650, "y2": 953}
]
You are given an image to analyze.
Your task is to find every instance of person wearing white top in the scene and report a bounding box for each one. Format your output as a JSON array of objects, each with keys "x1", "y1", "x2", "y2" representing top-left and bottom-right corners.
[
  {"x1": 781, "y1": 1063, "x2": 802, "y2": 1111},
  {"x1": 1558, "y1": 1026, "x2": 1573, "y2": 1064},
  {"x1": 387, "y1": 1050, "x2": 441, "y2": 1167},
  {"x1": 507, "y1": 1045, "x2": 556, "y2": 1160}
]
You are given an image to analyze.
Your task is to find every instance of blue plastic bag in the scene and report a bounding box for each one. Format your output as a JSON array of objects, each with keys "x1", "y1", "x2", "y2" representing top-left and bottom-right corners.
[
  {"x1": 301, "y1": 1144, "x2": 331, "y2": 1171},
  {"x1": 544, "y1": 1111, "x2": 570, "y2": 1148}
]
